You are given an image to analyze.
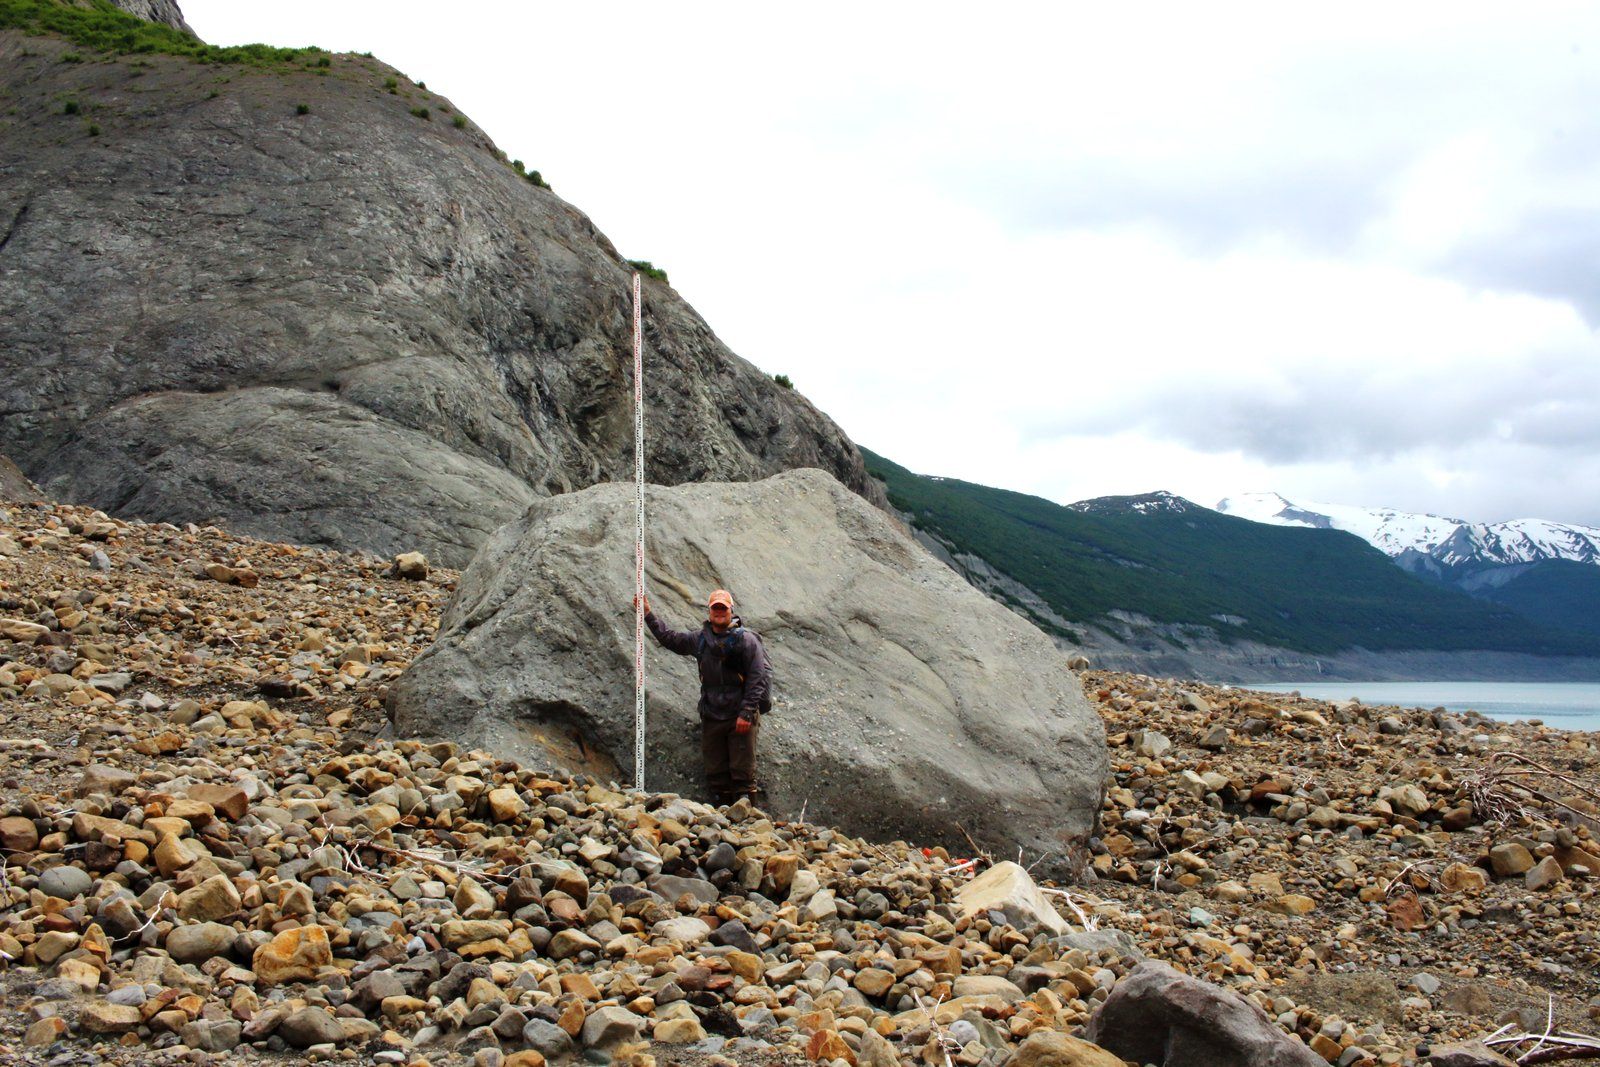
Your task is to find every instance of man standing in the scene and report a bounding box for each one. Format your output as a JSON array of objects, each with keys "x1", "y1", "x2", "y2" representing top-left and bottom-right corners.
[{"x1": 636, "y1": 589, "x2": 771, "y2": 806}]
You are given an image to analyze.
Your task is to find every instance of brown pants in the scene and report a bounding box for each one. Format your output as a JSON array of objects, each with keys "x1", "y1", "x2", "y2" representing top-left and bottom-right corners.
[{"x1": 701, "y1": 714, "x2": 759, "y2": 801}]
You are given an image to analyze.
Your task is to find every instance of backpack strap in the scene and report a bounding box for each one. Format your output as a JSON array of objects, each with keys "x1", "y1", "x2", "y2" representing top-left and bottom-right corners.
[
  {"x1": 698, "y1": 627, "x2": 744, "y2": 655},
  {"x1": 698, "y1": 627, "x2": 771, "y2": 714},
  {"x1": 697, "y1": 626, "x2": 750, "y2": 680}
]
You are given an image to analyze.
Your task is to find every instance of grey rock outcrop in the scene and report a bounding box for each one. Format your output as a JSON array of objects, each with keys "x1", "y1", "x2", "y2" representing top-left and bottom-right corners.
[
  {"x1": 0, "y1": 26, "x2": 880, "y2": 566},
  {"x1": 0, "y1": 454, "x2": 41, "y2": 502},
  {"x1": 389, "y1": 469, "x2": 1107, "y2": 872},
  {"x1": 111, "y1": 0, "x2": 195, "y2": 34},
  {"x1": 1084, "y1": 960, "x2": 1325, "y2": 1067}
]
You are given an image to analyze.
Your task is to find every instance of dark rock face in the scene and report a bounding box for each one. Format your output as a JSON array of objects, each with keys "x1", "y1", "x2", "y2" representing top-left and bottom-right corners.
[
  {"x1": 0, "y1": 31, "x2": 880, "y2": 565},
  {"x1": 1085, "y1": 960, "x2": 1325, "y2": 1067},
  {"x1": 388, "y1": 469, "x2": 1108, "y2": 875}
]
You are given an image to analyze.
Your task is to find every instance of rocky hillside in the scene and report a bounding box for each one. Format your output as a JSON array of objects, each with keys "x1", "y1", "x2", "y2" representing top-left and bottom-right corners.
[
  {"x1": 1469, "y1": 559, "x2": 1600, "y2": 638},
  {"x1": 0, "y1": 455, "x2": 40, "y2": 501},
  {"x1": 0, "y1": 0, "x2": 880, "y2": 568},
  {"x1": 111, "y1": 0, "x2": 192, "y2": 34},
  {"x1": 1, "y1": 494, "x2": 1596, "y2": 1066}
]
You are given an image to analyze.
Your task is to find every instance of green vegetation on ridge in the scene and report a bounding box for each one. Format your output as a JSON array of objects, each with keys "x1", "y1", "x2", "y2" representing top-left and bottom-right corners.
[
  {"x1": 1476, "y1": 559, "x2": 1600, "y2": 637},
  {"x1": 628, "y1": 260, "x2": 669, "y2": 283},
  {"x1": 0, "y1": 0, "x2": 325, "y2": 66},
  {"x1": 863, "y1": 449, "x2": 1600, "y2": 657},
  {"x1": 5, "y1": 2, "x2": 565, "y2": 229}
]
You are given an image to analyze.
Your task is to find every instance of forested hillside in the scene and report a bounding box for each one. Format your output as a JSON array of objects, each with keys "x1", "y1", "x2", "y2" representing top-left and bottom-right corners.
[{"x1": 865, "y1": 450, "x2": 1600, "y2": 657}]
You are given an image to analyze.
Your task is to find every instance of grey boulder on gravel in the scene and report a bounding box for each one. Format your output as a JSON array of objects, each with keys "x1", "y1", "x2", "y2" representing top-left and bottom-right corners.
[
  {"x1": 389, "y1": 468, "x2": 1107, "y2": 874},
  {"x1": 1086, "y1": 960, "x2": 1327, "y2": 1067}
]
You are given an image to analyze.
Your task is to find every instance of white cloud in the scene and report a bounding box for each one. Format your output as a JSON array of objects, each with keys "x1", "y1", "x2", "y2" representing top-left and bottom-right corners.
[{"x1": 181, "y1": 0, "x2": 1600, "y2": 526}]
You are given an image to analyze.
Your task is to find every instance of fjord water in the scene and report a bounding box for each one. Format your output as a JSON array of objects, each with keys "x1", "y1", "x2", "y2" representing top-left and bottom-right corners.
[{"x1": 1248, "y1": 681, "x2": 1600, "y2": 732}]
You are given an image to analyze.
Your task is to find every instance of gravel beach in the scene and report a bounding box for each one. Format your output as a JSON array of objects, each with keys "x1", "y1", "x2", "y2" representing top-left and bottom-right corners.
[{"x1": 1, "y1": 498, "x2": 1595, "y2": 1066}]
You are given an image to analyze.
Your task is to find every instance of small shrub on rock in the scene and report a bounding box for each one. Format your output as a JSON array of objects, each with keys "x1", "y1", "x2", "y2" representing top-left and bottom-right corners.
[{"x1": 628, "y1": 260, "x2": 668, "y2": 283}]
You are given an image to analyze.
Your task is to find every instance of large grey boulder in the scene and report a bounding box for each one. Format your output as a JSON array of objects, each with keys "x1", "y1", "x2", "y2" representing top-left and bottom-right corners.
[
  {"x1": 0, "y1": 25, "x2": 879, "y2": 566},
  {"x1": 1085, "y1": 961, "x2": 1324, "y2": 1067},
  {"x1": 389, "y1": 469, "x2": 1107, "y2": 872}
]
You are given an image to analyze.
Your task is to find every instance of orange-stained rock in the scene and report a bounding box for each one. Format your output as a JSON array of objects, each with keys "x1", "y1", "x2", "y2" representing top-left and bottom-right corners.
[
  {"x1": 251, "y1": 925, "x2": 332, "y2": 984},
  {"x1": 1387, "y1": 893, "x2": 1425, "y2": 932},
  {"x1": 556, "y1": 997, "x2": 586, "y2": 1037},
  {"x1": 1440, "y1": 862, "x2": 1489, "y2": 894},
  {"x1": 0, "y1": 815, "x2": 40, "y2": 852},
  {"x1": 186, "y1": 783, "x2": 250, "y2": 820},
  {"x1": 806, "y1": 1028, "x2": 855, "y2": 1064},
  {"x1": 166, "y1": 798, "x2": 215, "y2": 824},
  {"x1": 1009, "y1": 1030, "x2": 1129, "y2": 1067},
  {"x1": 559, "y1": 973, "x2": 600, "y2": 1001},
  {"x1": 153, "y1": 833, "x2": 195, "y2": 877}
]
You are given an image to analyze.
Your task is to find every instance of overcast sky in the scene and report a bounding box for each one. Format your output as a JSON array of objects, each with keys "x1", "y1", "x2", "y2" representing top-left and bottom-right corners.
[{"x1": 183, "y1": 1, "x2": 1600, "y2": 527}]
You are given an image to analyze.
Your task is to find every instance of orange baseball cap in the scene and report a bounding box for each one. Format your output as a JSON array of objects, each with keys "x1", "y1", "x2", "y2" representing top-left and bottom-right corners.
[{"x1": 708, "y1": 589, "x2": 734, "y2": 609}]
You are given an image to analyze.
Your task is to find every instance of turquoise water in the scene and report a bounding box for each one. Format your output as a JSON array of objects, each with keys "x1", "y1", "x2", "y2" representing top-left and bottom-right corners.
[{"x1": 1246, "y1": 681, "x2": 1600, "y2": 732}]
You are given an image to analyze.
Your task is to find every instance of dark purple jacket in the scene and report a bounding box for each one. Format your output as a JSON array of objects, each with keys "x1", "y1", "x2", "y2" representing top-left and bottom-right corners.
[{"x1": 645, "y1": 611, "x2": 771, "y2": 721}]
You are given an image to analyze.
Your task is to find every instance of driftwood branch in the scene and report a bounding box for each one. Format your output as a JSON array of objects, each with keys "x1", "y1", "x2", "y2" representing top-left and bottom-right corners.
[
  {"x1": 1039, "y1": 886, "x2": 1100, "y2": 930},
  {"x1": 911, "y1": 990, "x2": 957, "y2": 1067},
  {"x1": 1467, "y1": 752, "x2": 1600, "y2": 831},
  {"x1": 1483, "y1": 1023, "x2": 1600, "y2": 1065},
  {"x1": 953, "y1": 822, "x2": 994, "y2": 866}
]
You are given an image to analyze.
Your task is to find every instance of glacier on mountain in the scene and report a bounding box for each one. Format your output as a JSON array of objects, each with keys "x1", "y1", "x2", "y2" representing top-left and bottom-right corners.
[{"x1": 1213, "y1": 492, "x2": 1600, "y2": 568}]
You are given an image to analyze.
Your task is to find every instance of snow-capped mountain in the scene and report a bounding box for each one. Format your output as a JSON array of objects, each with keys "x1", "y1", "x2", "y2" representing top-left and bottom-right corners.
[
  {"x1": 1213, "y1": 492, "x2": 1600, "y2": 568},
  {"x1": 1432, "y1": 520, "x2": 1600, "y2": 568},
  {"x1": 1212, "y1": 492, "x2": 1600, "y2": 637},
  {"x1": 1069, "y1": 491, "x2": 1194, "y2": 516}
]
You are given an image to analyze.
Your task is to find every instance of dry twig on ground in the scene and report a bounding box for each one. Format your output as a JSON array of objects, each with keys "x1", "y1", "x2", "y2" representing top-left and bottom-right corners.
[
  {"x1": 911, "y1": 990, "x2": 957, "y2": 1067},
  {"x1": 1482, "y1": 1017, "x2": 1600, "y2": 1064},
  {"x1": 1467, "y1": 752, "x2": 1600, "y2": 831},
  {"x1": 953, "y1": 822, "x2": 994, "y2": 867}
]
